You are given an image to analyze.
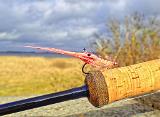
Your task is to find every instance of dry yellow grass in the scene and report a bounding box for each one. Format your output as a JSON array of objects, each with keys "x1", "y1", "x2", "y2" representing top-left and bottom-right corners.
[{"x1": 0, "y1": 56, "x2": 85, "y2": 96}]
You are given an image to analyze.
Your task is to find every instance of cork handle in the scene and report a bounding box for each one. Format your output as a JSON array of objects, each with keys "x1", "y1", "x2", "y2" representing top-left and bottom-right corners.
[{"x1": 85, "y1": 59, "x2": 160, "y2": 107}]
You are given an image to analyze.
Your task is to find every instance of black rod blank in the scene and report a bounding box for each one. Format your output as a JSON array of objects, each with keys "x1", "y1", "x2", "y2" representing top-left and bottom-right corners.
[{"x1": 0, "y1": 85, "x2": 88, "y2": 116}]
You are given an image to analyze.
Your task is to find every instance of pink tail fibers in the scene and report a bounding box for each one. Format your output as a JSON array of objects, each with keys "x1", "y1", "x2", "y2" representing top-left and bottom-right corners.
[{"x1": 24, "y1": 46, "x2": 78, "y2": 57}]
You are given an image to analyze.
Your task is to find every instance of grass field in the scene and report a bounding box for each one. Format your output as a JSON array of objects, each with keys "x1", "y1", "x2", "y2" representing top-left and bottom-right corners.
[{"x1": 0, "y1": 56, "x2": 85, "y2": 96}]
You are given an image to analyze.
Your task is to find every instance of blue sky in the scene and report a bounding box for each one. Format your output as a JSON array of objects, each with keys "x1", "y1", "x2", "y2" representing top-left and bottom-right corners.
[{"x1": 0, "y1": 0, "x2": 159, "y2": 52}]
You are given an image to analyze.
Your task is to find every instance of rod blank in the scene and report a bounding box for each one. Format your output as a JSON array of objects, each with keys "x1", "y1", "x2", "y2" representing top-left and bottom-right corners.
[{"x1": 0, "y1": 85, "x2": 88, "y2": 116}]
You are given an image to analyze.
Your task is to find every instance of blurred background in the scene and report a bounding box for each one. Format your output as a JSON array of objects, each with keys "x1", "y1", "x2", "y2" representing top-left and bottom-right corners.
[{"x1": 0, "y1": 0, "x2": 159, "y2": 96}]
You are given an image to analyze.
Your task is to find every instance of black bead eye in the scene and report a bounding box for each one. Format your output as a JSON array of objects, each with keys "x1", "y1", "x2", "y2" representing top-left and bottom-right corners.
[{"x1": 87, "y1": 53, "x2": 91, "y2": 56}]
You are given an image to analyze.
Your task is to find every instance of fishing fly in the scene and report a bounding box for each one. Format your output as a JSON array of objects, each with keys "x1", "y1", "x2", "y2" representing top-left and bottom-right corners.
[{"x1": 25, "y1": 46, "x2": 118, "y2": 74}]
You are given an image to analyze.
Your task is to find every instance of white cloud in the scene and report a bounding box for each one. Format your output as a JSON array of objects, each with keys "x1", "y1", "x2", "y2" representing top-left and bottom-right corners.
[
  {"x1": 43, "y1": 0, "x2": 104, "y2": 24},
  {"x1": 45, "y1": 31, "x2": 68, "y2": 39},
  {"x1": 0, "y1": 31, "x2": 20, "y2": 40},
  {"x1": 69, "y1": 27, "x2": 98, "y2": 38},
  {"x1": 109, "y1": 0, "x2": 127, "y2": 11}
]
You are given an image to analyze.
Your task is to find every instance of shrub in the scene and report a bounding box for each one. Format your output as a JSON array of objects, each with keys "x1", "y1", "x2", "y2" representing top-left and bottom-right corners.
[{"x1": 92, "y1": 12, "x2": 160, "y2": 66}]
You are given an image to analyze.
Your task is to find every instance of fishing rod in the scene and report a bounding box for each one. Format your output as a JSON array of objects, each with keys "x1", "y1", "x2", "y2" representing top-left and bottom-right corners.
[
  {"x1": 0, "y1": 59, "x2": 159, "y2": 116},
  {"x1": 0, "y1": 85, "x2": 88, "y2": 116}
]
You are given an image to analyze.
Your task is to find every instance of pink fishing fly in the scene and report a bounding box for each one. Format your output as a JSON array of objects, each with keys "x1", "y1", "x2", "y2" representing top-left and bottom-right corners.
[{"x1": 25, "y1": 45, "x2": 118, "y2": 74}]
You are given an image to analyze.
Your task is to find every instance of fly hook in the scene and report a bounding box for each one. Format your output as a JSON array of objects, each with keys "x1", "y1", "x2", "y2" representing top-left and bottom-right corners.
[{"x1": 82, "y1": 63, "x2": 89, "y2": 74}]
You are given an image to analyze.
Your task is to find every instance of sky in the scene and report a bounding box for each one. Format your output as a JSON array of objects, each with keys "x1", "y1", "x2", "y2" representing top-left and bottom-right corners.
[{"x1": 0, "y1": 0, "x2": 160, "y2": 52}]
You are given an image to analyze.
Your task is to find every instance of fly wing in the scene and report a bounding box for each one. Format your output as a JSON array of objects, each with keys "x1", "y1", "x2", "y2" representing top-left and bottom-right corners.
[
  {"x1": 105, "y1": 55, "x2": 119, "y2": 68},
  {"x1": 104, "y1": 55, "x2": 113, "y2": 61},
  {"x1": 98, "y1": 55, "x2": 119, "y2": 68},
  {"x1": 97, "y1": 54, "x2": 114, "y2": 61}
]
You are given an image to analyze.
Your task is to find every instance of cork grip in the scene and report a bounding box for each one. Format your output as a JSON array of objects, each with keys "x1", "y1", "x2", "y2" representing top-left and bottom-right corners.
[{"x1": 85, "y1": 59, "x2": 160, "y2": 107}]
